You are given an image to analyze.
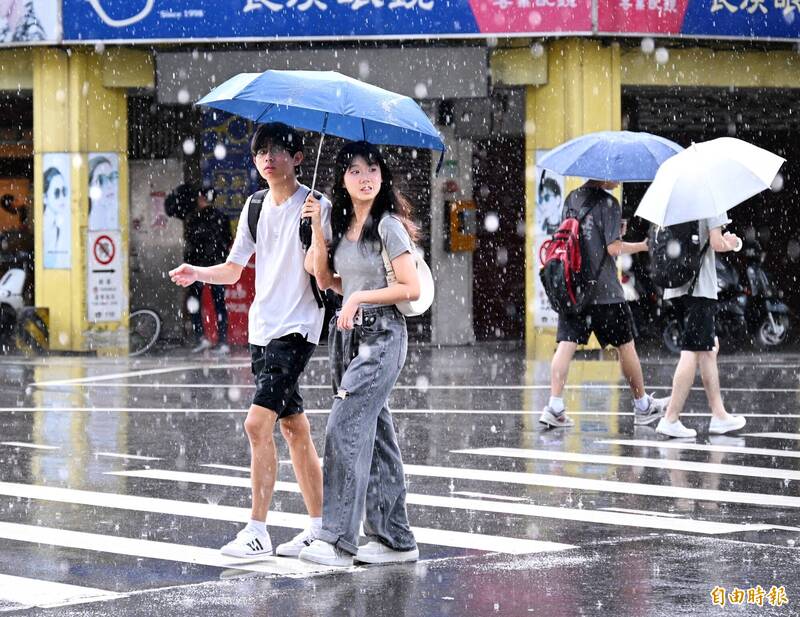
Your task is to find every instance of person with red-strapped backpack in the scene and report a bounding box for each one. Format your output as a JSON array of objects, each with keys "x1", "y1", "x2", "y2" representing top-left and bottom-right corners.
[{"x1": 538, "y1": 180, "x2": 670, "y2": 429}]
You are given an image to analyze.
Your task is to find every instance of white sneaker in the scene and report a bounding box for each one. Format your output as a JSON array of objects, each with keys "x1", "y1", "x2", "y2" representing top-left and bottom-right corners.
[
  {"x1": 656, "y1": 417, "x2": 697, "y2": 439},
  {"x1": 192, "y1": 338, "x2": 212, "y2": 353},
  {"x1": 220, "y1": 527, "x2": 272, "y2": 558},
  {"x1": 709, "y1": 415, "x2": 746, "y2": 435},
  {"x1": 539, "y1": 406, "x2": 574, "y2": 428},
  {"x1": 211, "y1": 343, "x2": 231, "y2": 356},
  {"x1": 298, "y1": 540, "x2": 353, "y2": 567},
  {"x1": 275, "y1": 528, "x2": 317, "y2": 557},
  {"x1": 634, "y1": 394, "x2": 671, "y2": 426},
  {"x1": 354, "y1": 541, "x2": 419, "y2": 565}
]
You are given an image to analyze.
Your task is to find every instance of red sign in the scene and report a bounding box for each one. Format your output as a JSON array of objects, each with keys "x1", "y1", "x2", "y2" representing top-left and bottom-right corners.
[{"x1": 93, "y1": 235, "x2": 116, "y2": 266}]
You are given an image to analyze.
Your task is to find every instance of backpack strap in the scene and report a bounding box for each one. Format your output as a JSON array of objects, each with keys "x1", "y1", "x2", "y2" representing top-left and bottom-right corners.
[
  {"x1": 247, "y1": 189, "x2": 269, "y2": 243},
  {"x1": 247, "y1": 187, "x2": 325, "y2": 309},
  {"x1": 568, "y1": 190, "x2": 609, "y2": 305},
  {"x1": 687, "y1": 239, "x2": 711, "y2": 296}
]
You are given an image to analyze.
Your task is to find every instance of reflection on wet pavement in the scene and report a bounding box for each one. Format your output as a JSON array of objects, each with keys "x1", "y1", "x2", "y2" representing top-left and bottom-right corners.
[{"x1": 0, "y1": 343, "x2": 797, "y2": 615}]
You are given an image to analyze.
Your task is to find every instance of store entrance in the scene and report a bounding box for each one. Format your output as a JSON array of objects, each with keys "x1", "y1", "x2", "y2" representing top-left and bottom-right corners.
[{"x1": 623, "y1": 86, "x2": 800, "y2": 345}]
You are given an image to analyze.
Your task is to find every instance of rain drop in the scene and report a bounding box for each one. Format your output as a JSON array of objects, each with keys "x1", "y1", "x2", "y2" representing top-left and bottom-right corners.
[
  {"x1": 94, "y1": 42, "x2": 105, "y2": 55},
  {"x1": 358, "y1": 61, "x2": 370, "y2": 79},
  {"x1": 666, "y1": 239, "x2": 681, "y2": 259},
  {"x1": 640, "y1": 37, "x2": 655, "y2": 55},
  {"x1": 186, "y1": 296, "x2": 200, "y2": 314},
  {"x1": 484, "y1": 212, "x2": 500, "y2": 233},
  {"x1": 214, "y1": 143, "x2": 227, "y2": 160},
  {"x1": 182, "y1": 138, "x2": 196, "y2": 156},
  {"x1": 654, "y1": 48, "x2": 669, "y2": 65},
  {"x1": 177, "y1": 89, "x2": 191, "y2": 105},
  {"x1": 414, "y1": 83, "x2": 428, "y2": 98},
  {"x1": 530, "y1": 42, "x2": 545, "y2": 58}
]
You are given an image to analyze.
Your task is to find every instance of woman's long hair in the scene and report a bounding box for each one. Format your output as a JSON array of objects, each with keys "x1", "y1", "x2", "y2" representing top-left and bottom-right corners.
[
  {"x1": 43, "y1": 167, "x2": 62, "y2": 211},
  {"x1": 329, "y1": 141, "x2": 418, "y2": 267}
]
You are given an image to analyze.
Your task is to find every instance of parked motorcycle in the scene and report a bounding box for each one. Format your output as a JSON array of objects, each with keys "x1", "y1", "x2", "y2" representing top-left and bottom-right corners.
[
  {"x1": 741, "y1": 239, "x2": 791, "y2": 347},
  {"x1": 660, "y1": 249, "x2": 790, "y2": 353}
]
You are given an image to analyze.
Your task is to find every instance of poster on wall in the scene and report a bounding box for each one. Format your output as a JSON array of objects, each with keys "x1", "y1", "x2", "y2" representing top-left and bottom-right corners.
[
  {"x1": 0, "y1": 0, "x2": 61, "y2": 44},
  {"x1": 87, "y1": 230, "x2": 123, "y2": 322},
  {"x1": 62, "y1": 0, "x2": 592, "y2": 42},
  {"x1": 533, "y1": 150, "x2": 564, "y2": 328},
  {"x1": 88, "y1": 153, "x2": 119, "y2": 231},
  {"x1": 42, "y1": 153, "x2": 72, "y2": 270}
]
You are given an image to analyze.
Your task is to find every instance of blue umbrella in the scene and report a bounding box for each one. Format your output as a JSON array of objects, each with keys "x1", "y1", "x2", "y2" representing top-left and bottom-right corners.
[
  {"x1": 196, "y1": 70, "x2": 446, "y2": 189},
  {"x1": 537, "y1": 131, "x2": 683, "y2": 182}
]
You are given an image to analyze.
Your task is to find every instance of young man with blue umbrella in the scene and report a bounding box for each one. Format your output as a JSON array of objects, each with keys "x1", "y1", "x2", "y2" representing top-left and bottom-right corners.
[
  {"x1": 170, "y1": 122, "x2": 333, "y2": 559},
  {"x1": 537, "y1": 132, "x2": 678, "y2": 428}
]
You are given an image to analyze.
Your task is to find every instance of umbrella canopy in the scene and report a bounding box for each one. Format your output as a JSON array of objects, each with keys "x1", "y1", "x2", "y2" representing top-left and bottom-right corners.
[
  {"x1": 635, "y1": 137, "x2": 785, "y2": 228},
  {"x1": 196, "y1": 70, "x2": 445, "y2": 153},
  {"x1": 537, "y1": 130, "x2": 683, "y2": 182}
]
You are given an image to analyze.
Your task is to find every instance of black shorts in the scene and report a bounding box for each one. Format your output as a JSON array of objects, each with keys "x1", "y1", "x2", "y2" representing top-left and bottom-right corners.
[
  {"x1": 250, "y1": 333, "x2": 316, "y2": 419},
  {"x1": 556, "y1": 302, "x2": 635, "y2": 349},
  {"x1": 677, "y1": 296, "x2": 717, "y2": 352}
]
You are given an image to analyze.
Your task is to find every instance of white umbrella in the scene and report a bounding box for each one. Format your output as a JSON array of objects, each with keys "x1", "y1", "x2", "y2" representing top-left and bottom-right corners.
[{"x1": 635, "y1": 137, "x2": 785, "y2": 227}]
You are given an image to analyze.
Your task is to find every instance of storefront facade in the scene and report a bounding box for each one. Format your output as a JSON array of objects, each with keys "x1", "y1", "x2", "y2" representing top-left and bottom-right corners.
[{"x1": 1, "y1": 1, "x2": 798, "y2": 353}]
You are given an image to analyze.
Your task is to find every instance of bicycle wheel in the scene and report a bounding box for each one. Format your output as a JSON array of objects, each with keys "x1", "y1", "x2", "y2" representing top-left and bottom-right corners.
[{"x1": 129, "y1": 309, "x2": 161, "y2": 356}]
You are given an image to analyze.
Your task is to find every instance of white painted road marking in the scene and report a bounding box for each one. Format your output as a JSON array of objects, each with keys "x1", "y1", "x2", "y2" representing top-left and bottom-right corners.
[
  {"x1": 4, "y1": 407, "x2": 800, "y2": 419},
  {"x1": 107, "y1": 470, "x2": 772, "y2": 535},
  {"x1": 95, "y1": 452, "x2": 162, "y2": 461},
  {"x1": 0, "y1": 482, "x2": 573, "y2": 555},
  {"x1": 599, "y1": 438, "x2": 800, "y2": 460},
  {"x1": 0, "y1": 573, "x2": 125, "y2": 609},
  {"x1": 453, "y1": 447, "x2": 800, "y2": 482},
  {"x1": 0, "y1": 520, "x2": 339, "y2": 576},
  {"x1": 741, "y1": 432, "x2": 800, "y2": 441},
  {"x1": 1, "y1": 442, "x2": 59, "y2": 450}
]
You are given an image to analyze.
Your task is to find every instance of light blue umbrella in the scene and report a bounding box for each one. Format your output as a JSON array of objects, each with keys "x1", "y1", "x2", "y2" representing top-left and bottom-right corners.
[
  {"x1": 196, "y1": 69, "x2": 446, "y2": 188},
  {"x1": 537, "y1": 131, "x2": 684, "y2": 182}
]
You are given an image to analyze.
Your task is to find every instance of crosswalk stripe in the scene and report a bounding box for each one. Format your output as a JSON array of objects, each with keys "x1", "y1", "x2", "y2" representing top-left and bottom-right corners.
[
  {"x1": 0, "y1": 521, "x2": 337, "y2": 577},
  {"x1": 599, "y1": 438, "x2": 800, "y2": 460},
  {"x1": 0, "y1": 442, "x2": 59, "y2": 450},
  {"x1": 0, "y1": 482, "x2": 572, "y2": 555},
  {"x1": 453, "y1": 447, "x2": 800, "y2": 482},
  {"x1": 0, "y1": 573, "x2": 125, "y2": 609},
  {"x1": 105, "y1": 470, "x2": 771, "y2": 535},
  {"x1": 29, "y1": 382, "x2": 800, "y2": 393},
  {"x1": 198, "y1": 461, "x2": 800, "y2": 509},
  {"x1": 4, "y1": 408, "x2": 800, "y2": 419},
  {"x1": 95, "y1": 452, "x2": 162, "y2": 461},
  {"x1": 741, "y1": 432, "x2": 800, "y2": 441}
]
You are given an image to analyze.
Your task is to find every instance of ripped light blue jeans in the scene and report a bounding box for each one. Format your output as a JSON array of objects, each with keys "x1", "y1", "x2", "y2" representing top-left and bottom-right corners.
[{"x1": 317, "y1": 305, "x2": 416, "y2": 556}]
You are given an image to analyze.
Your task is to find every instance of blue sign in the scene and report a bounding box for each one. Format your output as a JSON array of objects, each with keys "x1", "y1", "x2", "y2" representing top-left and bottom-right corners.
[{"x1": 62, "y1": 0, "x2": 481, "y2": 41}]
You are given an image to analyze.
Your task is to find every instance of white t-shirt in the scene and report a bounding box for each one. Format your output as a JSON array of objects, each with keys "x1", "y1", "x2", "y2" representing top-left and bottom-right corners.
[
  {"x1": 227, "y1": 184, "x2": 332, "y2": 346},
  {"x1": 664, "y1": 211, "x2": 731, "y2": 301}
]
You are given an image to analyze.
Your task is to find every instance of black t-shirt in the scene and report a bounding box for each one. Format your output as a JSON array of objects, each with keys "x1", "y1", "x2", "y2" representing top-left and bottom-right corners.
[
  {"x1": 184, "y1": 207, "x2": 232, "y2": 266},
  {"x1": 561, "y1": 185, "x2": 624, "y2": 304}
]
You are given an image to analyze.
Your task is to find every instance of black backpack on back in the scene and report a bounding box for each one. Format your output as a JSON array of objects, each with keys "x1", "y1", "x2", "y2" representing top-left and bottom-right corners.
[
  {"x1": 247, "y1": 189, "x2": 340, "y2": 323},
  {"x1": 649, "y1": 221, "x2": 709, "y2": 290}
]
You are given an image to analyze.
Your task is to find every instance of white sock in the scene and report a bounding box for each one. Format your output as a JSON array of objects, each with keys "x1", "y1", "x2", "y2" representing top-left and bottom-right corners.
[
  {"x1": 548, "y1": 396, "x2": 565, "y2": 413},
  {"x1": 310, "y1": 517, "x2": 322, "y2": 534},
  {"x1": 246, "y1": 519, "x2": 267, "y2": 536},
  {"x1": 634, "y1": 395, "x2": 650, "y2": 412}
]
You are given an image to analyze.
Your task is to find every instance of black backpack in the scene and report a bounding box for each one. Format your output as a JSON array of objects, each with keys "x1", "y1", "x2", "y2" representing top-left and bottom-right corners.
[
  {"x1": 649, "y1": 222, "x2": 710, "y2": 291},
  {"x1": 247, "y1": 189, "x2": 341, "y2": 319}
]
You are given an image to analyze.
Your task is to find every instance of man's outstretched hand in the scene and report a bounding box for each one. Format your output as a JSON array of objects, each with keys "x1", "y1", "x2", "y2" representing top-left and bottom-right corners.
[{"x1": 169, "y1": 264, "x2": 199, "y2": 287}]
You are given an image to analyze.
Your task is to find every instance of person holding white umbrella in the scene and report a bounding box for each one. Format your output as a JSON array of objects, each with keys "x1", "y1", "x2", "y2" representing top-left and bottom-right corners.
[{"x1": 636, "y1": 137, "x2": 785, "y2": 438}]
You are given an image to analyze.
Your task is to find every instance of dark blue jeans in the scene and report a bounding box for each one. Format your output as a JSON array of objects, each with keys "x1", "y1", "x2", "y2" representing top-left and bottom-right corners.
[{"x1": 188, "y1": 282, "x2": 228, "y2": 344}]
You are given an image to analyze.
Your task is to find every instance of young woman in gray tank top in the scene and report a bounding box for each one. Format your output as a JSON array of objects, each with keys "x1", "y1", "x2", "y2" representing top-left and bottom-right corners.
[{"x1": 298, "y1": 141, "x2": 421, "y2": 567}]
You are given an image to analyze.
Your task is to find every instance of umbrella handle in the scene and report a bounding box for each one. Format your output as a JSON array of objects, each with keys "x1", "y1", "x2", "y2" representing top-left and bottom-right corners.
[{"x1": 300, "y1": 127, "x2": 325, "y2": 250}]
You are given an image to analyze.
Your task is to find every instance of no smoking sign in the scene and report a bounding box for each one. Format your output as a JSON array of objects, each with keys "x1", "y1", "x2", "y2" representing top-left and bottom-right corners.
[{"x1": 93, "y1": 235, "x2": 116, "y2": 266}]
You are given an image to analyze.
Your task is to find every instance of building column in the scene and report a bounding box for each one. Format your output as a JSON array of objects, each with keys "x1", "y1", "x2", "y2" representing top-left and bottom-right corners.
[
  {"x1": 32, "y1": 48, "x2": 129, "y2": 354},
  {"x1": 524, "y1": 39, "x2": 622, "y2": 356}
]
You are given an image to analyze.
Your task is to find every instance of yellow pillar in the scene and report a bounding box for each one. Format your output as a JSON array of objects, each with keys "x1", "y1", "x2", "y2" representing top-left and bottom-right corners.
[
  {"x1": 33, "y1": 48, "x2": 129, "y2": 354},
  {"x1": 524, "y1": 39, "x2": 622, "y2": 357}
]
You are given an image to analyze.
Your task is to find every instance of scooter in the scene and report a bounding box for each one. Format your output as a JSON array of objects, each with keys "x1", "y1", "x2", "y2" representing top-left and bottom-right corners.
[
  {"x1": 741, "y1": 239, "x2": 791, "y2": 347},
  {"x1": 0, "y1": 268, "x2": 25, "y2": 350}
]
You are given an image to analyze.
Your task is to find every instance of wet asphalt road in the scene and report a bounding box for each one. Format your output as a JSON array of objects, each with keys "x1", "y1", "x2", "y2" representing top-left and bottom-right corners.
[{"x1": 0, "y1": 342, "x2": 798, "y2": 616}]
